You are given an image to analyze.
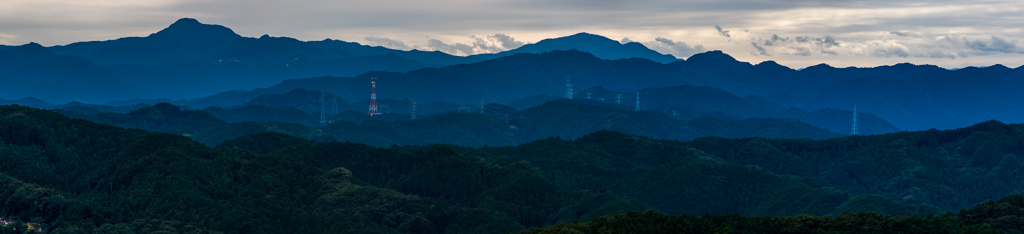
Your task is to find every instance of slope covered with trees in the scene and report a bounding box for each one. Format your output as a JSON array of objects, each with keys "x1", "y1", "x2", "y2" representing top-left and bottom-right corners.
[
  {"x1": 60, "y1": 100, "x2": 842, "y2": 147},
  {"x1": 520, "y1": 194, "x2": 1024, "y2": 234},
  {"x1": 4, "y1": 104, "x2": 1024, "y2": 233},
  {"x1": 0, "y1": 105, "x2": 636, "y2": 233}
]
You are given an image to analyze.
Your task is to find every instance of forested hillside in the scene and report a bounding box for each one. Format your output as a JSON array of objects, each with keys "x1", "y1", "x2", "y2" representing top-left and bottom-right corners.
[
  {"x1": 59, "y1": 100, "x2": 841, "y2": 147},
  {"x1": 167, "y1": 49, "x2": 1023, "y2": 132},
  {"x1": 0, "y1": 105, "x2": 635, "y2": 233},
  {"x1": 4, "y1": 104, "x2": 1024, "y2": 233}
]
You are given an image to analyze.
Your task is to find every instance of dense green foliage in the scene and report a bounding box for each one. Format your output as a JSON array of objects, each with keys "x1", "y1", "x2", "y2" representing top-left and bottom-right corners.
[
  {"x1": 680, "y1": 120, "x2": 1024, "y2": 212},
  {"x1": 0, "y1": 105, "x2": 634, "y2": 233},
  {"x1": 64, "y1": 100, "x2": 841, "y2": 148},
  {"x1": 522, "y1": 195, "x2": 1024, "y2": 234},
  {"x1": 517, "y1": 210, "x2": 987, "y2": 234},
  {"x1": 6, "y1": 104, "x2": 1024, "y2": 233}
]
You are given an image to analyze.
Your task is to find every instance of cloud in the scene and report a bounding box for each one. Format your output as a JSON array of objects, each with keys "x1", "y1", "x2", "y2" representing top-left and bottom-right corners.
[
  {"x1": 756, "y1": 34, "x2": 840, "y2": 56},
  {"x1": 868, "y1": 41, "x2": 911, "y2": 58},
  {"x1": 488, "y1": 33, "x2": 525, "y2": 49},
  {"x1": 965, "y1": 36, "x2": 1021, "y2": 54},
  {"x1": 715, "y1": 25, "x2": 730, "y2": 38},
  {"x1": 363, "y1": 33, "x2": 527, "y2": 56},
  {"x1": 889, "y1": 31, "x2": 914, "y2": 37},
  {"x1": 2, "y1": 0, "x2": 1023, "y2": 69},
  {"x1": 925, "y1": 50, "x2": 957, "y2": 59},
  {"x1": 466, "y1": 34, "x2": 526, "y2": 54},
  {"x1": 763, "y1": 34, "x2": 787, "y2": 46},
  {"x1": 364, "y1": 36, "x2": 412, "y2": 50},
  {"x1": 790, "y1": 46, "x2": 811, "y2": 56},
  {"x1": 426, "y1": 39, "x2": 475, "y2": 56},
  {"x1": 741, "y1": 32, "x2": 1024, "y2": 60},
  {"x1": 750, "y1": 42, "x2": 769, "y2": 56},
  {"x1": 935, "y1": 35, "x2": 1023, "y2": 55},
  {"x1": 795, "y1": 36, "x2": 839, "y2": 48},
  {"x1": 624, "y1": 37, "x2": 705, "y2": 58}
]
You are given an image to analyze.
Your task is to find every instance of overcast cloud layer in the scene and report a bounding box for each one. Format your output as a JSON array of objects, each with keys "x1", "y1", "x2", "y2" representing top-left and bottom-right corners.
[{"x1": 2, "y1": 0, "x2": 1022, "y2": 68}]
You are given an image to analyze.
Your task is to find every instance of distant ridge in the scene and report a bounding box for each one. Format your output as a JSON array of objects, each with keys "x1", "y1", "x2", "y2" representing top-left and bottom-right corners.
[
  {"x1": 469, "y1": 32, "x2": 680, "y2": 63},
  {"x1": 4, "y1": 18, "x2": 684, "y2": 104},
  {"x1": 3, "y1": 18, "x2": 1024, "y2": 132},
  {"x1": 147, "y1": 18, "x2": 242, "y2": 42},
  {"x1": 47, "y1": 18, "x2": 680, "y2": 67}
]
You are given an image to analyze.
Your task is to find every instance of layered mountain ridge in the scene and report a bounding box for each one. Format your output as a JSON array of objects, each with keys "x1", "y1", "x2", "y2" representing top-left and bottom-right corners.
[{"x1": 3, "y1": 18, "x2": 1024, "y2": 132}]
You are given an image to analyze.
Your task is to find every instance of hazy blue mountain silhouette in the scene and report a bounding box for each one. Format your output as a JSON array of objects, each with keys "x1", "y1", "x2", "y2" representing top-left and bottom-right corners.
[
  {"x1": 189, "y1": 48, "x2": 1023, "y2": 131},
  {"x1": 570, "y1": 85, "x2": 899, "y2": 135},
  {"x1": 467, "y1": 33, "x2": 679, "y2": 63},
  {"x1": 305, "y1": 33, "x2": 679, "y2": 65},
  {"x1": 0, "y1": 97, "x2": 55, "y2": 108},
  {"x1": 4, "y1": 18, "x2": 681, "y2": 104},
  {"x1": 240, "y1": 50, "x2": 682, "y2": 106},
  {"x1": 0, "y1": 43, "x2": 135, "y2": 103},
  {"x1": 781, "y1": 108, "x2": 900, "y2": 135},
  {"x1": 63, "y1": 99, "x2": 842, "y2": 148},
  {"x1": 5, "y1": 18, "x2": 1024, "y2": 131},
  {"x1": 149, "y1": 18, "x2": 242, "y2": 42}
]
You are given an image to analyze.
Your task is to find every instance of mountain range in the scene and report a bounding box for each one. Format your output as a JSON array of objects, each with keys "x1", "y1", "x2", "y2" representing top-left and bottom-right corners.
[
  {"x1": 4, "y1": 17, "x2": 1024, "y2": 132},
  {"x1": 150, "y1": 48, "x2": 1021, "y2": 131},
  {"x1": 7, "y1": 16, "x2": 1024, "y2": 234},
  {"x1": 0, "y1": 18, "x2": 676, "y2": 104},
  {"x1": 57, "y1": 100, "x2": 843, "y2": 147}
]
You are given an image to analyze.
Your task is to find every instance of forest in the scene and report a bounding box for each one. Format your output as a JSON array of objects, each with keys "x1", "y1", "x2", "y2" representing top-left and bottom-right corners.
[
  {"x1": 3, "y1": 104, "x2": 1024, "y2": 233},
  {"x1": 56, "y1": 100, "x2": 842, "y2": 148}
]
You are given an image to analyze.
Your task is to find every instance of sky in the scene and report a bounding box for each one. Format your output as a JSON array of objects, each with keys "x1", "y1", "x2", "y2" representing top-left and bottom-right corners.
[{"x1": 1, "y1": 0, "x2": 1023, "y2": 69}]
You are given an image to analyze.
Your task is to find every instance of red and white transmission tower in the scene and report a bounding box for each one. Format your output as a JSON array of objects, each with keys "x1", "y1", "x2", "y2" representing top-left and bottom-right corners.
[{"x1": 368, "y1": 77, "x2": 380, "y2": 116}]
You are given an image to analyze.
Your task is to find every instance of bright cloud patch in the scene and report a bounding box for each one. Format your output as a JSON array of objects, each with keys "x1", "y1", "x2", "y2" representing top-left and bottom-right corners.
[{"x1": 363, "y1": 34, "x2": 525, "y2": 56}]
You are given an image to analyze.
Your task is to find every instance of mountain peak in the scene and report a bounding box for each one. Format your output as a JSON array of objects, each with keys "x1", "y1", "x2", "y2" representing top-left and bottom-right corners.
[
  {"x1": 986, "y1": 64, "x2": 1011, "y2": 70},
  {"x1": 498, "y1": 32, "x2": 679, "y2": 63},
  {"x1": 565, "y1": 32, "x2": 609, "y2": 40},
  {"x1": 686, "y1": 50, "x2": 738, "y2": 64},
  {"x1": 170, "y1": 18, "x2": 202, "y2": 27},
  {"x1": 22, "y1": 42, "x2": 44, "y2": 48},
  {"x1": 753, "y1": 60, "x2": 795, "y2": 73},
  {"x1": 755, "y1": 60, "x2": 781, "y2": 67},
  {"x1": 803, "y1": 63, "x2": 835, "y2": 70},
  {"x1": 0, "y1": 42, "x2": 56, "y2": 60},
  {"x1": 148, "y1": 18, "x2": 242, "y2": 42}
]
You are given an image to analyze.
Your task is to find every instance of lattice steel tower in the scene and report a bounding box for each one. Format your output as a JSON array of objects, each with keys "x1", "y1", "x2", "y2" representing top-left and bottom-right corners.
[
  {"x1": 565, "y1": 76, "x2": 573, "y2": 100},
  {"x1": 635, "y1": 92, "x2": 641, "y2": 111},
  {"x1": 320, "y1": 91, "x2": 327, "y2": 124},
  {"x1": 331, "y1": 95, "x2": 338, "y2": 115},
  {"x1": 851, "y1": 106, "x2": 858, "y2": 135},
  {"x1": 368, "y1": 77, "x2": 380, "y2": 116}
]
